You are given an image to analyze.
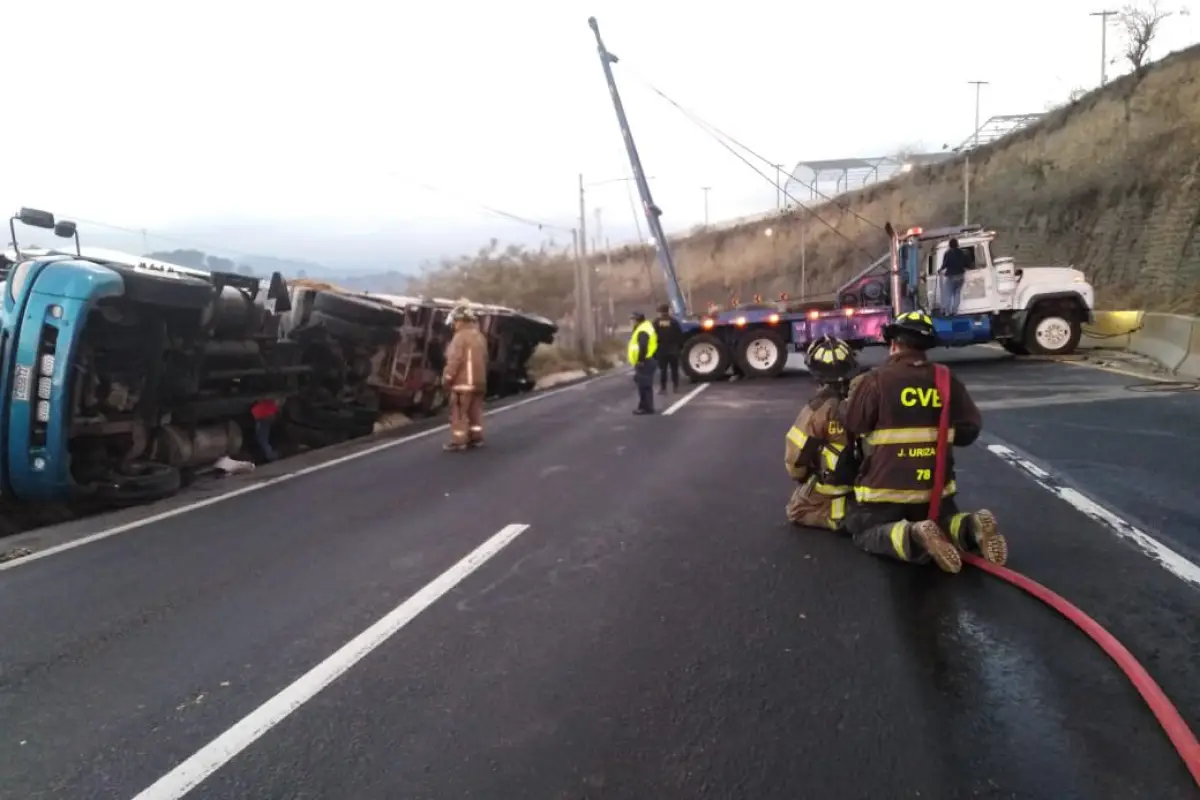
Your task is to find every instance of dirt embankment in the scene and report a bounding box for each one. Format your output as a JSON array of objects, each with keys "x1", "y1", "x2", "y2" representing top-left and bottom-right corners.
[{"x1": 598, "y1": 44, "x2": 1200, "y2": 314}]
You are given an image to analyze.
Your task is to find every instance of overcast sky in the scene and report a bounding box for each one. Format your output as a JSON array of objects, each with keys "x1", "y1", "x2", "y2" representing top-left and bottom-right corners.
[{"x1": 5, "y1": 0, "x2": 1197, "y2": 270}]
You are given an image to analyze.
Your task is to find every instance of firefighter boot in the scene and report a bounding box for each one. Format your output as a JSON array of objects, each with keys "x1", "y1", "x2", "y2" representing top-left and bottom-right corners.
[
  {"x1": 967, "y1": 509, "x2": 1008, "y2": 566},
  {"x1": 910, "y1": 520, "x2": 963, "y2": 574}
]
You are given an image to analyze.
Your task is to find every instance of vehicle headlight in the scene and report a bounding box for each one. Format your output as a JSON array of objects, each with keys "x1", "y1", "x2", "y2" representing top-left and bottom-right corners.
[{"x1": 7, "y1": 261, "x2": 34, "y2": 302}]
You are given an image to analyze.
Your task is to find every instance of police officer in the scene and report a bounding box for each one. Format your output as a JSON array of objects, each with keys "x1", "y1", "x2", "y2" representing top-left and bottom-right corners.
[
  {"x1": 442, "y1": 305, "x2": 489, "y2": 451},
  {"x1": 839, "y1": 310, "x2": 1008, "y2": 573},
  {"x1": 653, "y1": 303, "x2": 684, "y2": 394},
  {"x1": 627, "y1": 311, "x2": 659, "y2": 415},
  {"x1": 784, "y1": 336, "x2": 857, "y2": 530}
]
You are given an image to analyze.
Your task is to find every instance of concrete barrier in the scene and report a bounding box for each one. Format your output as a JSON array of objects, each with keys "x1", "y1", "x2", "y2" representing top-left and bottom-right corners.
[
  {"x1": 1178, "y1": 319, "x2": 1200, "y2": 378},
  {"x1": 1129, "y1": 312, "x2": 1194, "y2": 373},
  {"x1": 1081, "y1": 310, "x2": 1145, "y2": 350}
]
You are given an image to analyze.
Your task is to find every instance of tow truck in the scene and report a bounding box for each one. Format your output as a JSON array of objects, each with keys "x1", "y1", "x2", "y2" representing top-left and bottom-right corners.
[{"x1": 586, "y1": 18, "x2": 1095, "y2": 381}]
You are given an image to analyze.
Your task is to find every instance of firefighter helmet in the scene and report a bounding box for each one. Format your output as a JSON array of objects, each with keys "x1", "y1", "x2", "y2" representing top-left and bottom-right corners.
[
  {"x1": 804, "y1": 335, "x2": 857, "y2": 381},
  {"x1": 883, "y1": 310, "x2": 937, "y2": 349},
  {"x1": 447, "y1": 305, "x2": 478, "y2": 324}
]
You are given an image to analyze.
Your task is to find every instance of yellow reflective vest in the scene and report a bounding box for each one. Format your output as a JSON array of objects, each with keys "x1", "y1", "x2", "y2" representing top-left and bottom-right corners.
[{"x1": 627, "y1": 320, "x2": 659, "y2": 365}]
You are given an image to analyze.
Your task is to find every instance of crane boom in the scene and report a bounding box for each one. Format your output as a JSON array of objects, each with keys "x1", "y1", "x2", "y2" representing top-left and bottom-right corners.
[{"x1": 587, "y1": 16, "x2": 688, "y2": 319}]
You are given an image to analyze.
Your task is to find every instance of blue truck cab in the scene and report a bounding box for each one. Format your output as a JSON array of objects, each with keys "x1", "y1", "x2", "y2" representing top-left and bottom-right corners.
[{"x1": 1, "y1": 207, "x2": 305, "y2": 507}]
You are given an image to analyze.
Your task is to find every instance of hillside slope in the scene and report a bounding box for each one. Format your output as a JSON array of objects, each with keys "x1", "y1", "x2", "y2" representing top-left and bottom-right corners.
[{"x1": 601, "y1": 44, "x2": 1200, "y2": 313}]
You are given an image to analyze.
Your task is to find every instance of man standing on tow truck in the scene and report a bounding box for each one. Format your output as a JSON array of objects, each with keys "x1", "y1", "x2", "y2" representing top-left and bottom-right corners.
[
  {"x1": 838, "y1": 311, "x2": 1008, "y2": 573},
  {"x1": 784, "y1": 336, "x2": 858, "y2": 531},
  {"x1": 442, "y1": 305, "x2": 489, "y2": 452},
  {"x1": 628, "y1": 311, "x2": 658, "y2": 415},
  {"x1": 938, "y1": 238, "x2": 969, "y2": 315}
]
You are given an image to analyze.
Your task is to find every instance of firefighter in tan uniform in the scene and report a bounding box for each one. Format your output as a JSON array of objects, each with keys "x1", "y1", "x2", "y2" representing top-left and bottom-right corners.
[
  {"x1": 442, "y1": 305, "x2": 489, "y2": 452},
  {"x1": 839, "y1": 311, "x2": 1008, "y2": 572},
  {"x1": 785, "y1": 337, "x2": 858, "y2": 530}
]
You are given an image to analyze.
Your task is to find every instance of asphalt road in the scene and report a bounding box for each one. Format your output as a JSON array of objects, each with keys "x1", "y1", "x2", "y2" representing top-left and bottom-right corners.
[{"x1": 1, "y1": 349, "x2": 1198, "y2": 800}]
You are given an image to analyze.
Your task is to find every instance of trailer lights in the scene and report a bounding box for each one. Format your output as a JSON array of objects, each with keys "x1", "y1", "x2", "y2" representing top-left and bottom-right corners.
[
  {"x1": 767, "y1": 313, "x2": 780, "y2": 324},
  {"x1": 904, "y1": 227, "x2": 923, "y2": 237},
  {"x1": 844, "y1": 308, "x2": 856, "y2": 317},
  {"x1": 734, "y1": 316, "x2": 747, "y2": 327},
  {"x1": 701, "y1": 318, "x2": 715, "y2": 330},
  {"x1": 808, "y1": 310, "x2": 819, "y2": 320}
]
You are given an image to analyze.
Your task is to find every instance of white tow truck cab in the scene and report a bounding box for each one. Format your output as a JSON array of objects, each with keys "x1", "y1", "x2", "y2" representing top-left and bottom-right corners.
[{"x1": 911, "y1": 225, "x2": 1095, "y2": 355}]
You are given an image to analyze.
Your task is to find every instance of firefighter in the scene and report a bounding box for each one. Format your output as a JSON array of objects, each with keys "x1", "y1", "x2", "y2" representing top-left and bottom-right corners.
[
  {"x1": 628, "y1": 310, "x2": 659, "y2": 414},
  {"x1": 784, "y1": 336, "x2": 858, "y2": 530},
  {"x1": 442, "y1": 305, "x2": 489, "y2": 451},
  {"x1": 839, "y1": 310, "x2": 1008, "y2": 573}
]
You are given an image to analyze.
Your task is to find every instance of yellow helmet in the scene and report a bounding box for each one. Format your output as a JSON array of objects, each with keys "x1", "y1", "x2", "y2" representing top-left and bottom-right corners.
[
  {"x1": 883, "y1": 310, "x2": 937, "y2": 348},
  {"x1": 804, "y1": 335, "x2": 856, "y2": 381}
]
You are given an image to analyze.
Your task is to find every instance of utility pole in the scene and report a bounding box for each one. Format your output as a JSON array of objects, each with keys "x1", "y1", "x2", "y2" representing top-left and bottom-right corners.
[
  {"x1": 773, "y1": 164, "x2": 784, "y2": 210},
  {"x1": 701, "y1": 186, "x2": 711, "y2": 226},
  {"x1": 964, "y1": 80, "x2": 989, "y2": 226},
  {"x1": 1090, "y1": 10, "x2": 1118, "y2": 86},
  {"x1": 577, "y1": 174, "x2": 595, "y2": 357},
  {"x1": 572, "y1": 228, "x2": 584, "y2": 350},
  {"x1": 595, "y1": 207, "x2": 615, "y2": 335}
]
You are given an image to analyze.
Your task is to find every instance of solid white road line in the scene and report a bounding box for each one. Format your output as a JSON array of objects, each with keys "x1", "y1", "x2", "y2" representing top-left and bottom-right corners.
[
  {"x1": 129, "y1": 522, "x2": 532, "y2": 800},
  {"x1": 662, "y1": 383, "x2": 710, "y2": 416},
  {"x1": 1, "y1": 372, "x2": 619, "y2": 572},
  {"x1": 987, "y1": 443, "x2": 1200, "y2": 589}
]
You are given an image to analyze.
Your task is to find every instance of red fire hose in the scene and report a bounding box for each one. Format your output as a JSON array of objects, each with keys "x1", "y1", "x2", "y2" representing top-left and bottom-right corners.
[{"x1": 928, "y1": 365, "x2": 1200, "y2": 789}]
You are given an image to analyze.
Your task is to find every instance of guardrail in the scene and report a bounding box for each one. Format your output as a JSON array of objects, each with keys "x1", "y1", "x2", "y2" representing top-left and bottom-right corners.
[{"x1": 1081, "y1": 310, "x2": 1200, "y2": 379}]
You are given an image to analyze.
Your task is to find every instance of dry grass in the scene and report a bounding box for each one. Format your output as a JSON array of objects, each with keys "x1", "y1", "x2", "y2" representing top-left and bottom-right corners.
[
  {"x1": 526, "y1": 339, "x2": 624, "y2": 382},
  {"x1": 595, "y1": 44, "x2": 1200, "y2": 315}
]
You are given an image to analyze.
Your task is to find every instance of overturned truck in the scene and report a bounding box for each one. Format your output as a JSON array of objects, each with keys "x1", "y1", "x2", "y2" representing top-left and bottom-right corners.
[{"x1": 0, "y1": 207, "x2": 557, "y2": 515}]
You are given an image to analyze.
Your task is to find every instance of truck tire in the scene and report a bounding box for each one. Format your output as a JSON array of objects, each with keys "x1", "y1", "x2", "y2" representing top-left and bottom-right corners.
[
  {"x1": 312, "y1": 291, "x2": 406, "y2": 327},
  {"x1": 308, "y1": 311, "x2": 401, "y2": 346},
  {"x1": 681, "y1": 333, "x2": 731, "y2": 382},
  {"x1": 108, "y1": 264, "x2": 215, "y2": 310},
  {"x1": 85, "y1": 461, "x2": 182, "y2": 506},
  {"x1": 1023, "y1": 310, "x2": 1082, "y2": 356},
  {"x1": 735, "y1": 329, "x2": 788, "y2": 378}
]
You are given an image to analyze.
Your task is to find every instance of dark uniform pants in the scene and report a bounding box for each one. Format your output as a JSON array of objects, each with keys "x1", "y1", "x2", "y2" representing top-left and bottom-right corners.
[
  {"x1": 633, "y1": 360, "x2": 657, "y2": 411},
  {"x1": 657, "y1": 352, "x2": 680, "y2": 390},
  {"x1": 449, "y1": 390, "x2": 485, "y2": 445},
  {"x1": 844, "y1": 496, "x2": 978, "y2": 564}
]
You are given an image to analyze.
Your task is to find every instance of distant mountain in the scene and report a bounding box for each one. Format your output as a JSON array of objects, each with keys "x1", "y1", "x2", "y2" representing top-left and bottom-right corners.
[{"x1": 143, "y1": 247, "x2": 419, "y2": 293}]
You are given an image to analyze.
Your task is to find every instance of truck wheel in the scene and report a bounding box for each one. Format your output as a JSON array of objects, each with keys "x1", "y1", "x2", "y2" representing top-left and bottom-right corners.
[
  {"x1": 1023, "y1": 311, "x2": 1082, "y2": 356},
  {"x1": 312, "y1": 291, "x2": 406, "y2": 327},
  {"x1": 308, "y1": 311, "x2": 400, "y2": 346},
  {"x1": 735, "y1": 329, "x2": 788, "y2": 378},
  {"x1": 84, "y1": 461, "x2": 182, "y2": 507},
  {"x1": 680, "y1": 333, "x2": 731, "y2": 381},
  {"x1": 109, "y1": 264, "x2": 215, "y2": 310}
]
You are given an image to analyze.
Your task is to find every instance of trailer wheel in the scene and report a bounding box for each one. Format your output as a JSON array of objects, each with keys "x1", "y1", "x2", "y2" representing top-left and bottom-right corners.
[
  {"x1": 109, "y1": 264, "x2": 215, "y2": 310},
  {"x1": 735, "y1": 329, "x2": 788, "y2": 378},
  {"x1": 312, "y1": 291, "x2": 406, "y2": 327},
  {"x1": 1023, "y1": 310, "x2": 1082, "y2": 356},
  {"x1": 681, "y1": 333, "x2": 731, "y2": 381}
]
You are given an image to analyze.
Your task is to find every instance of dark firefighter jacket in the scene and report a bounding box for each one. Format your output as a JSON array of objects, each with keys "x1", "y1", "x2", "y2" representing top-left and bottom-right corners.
[
  {"x1": 839, "y1": 352, "x2": 981, "y2": 504},
  {"x1": 653, "y1": 315, "x2": 685, "y2": 356},
  {"x1": 785, "y1": 387, "x2": 858, "y2": 518}
]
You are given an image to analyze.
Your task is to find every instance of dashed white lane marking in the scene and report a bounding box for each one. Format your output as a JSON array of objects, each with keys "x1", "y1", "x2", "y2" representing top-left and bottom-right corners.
[
  {"x1": 0, "y1": 373, "x2": 622, "y2": 572},
  {"x1": 987, "y1": 443, "x2": 1200, "y2": 589},
  {"x1": 662, "y1": 383, "x2": 710, "y2": 416},
  {"x1": 130, "y1": 522, "x2": 531, "y2": 800}
]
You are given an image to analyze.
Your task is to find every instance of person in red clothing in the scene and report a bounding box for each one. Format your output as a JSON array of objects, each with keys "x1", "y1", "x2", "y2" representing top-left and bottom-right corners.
[{"x1": 250, "y1": 398, "x2": 280, "y2": 462}]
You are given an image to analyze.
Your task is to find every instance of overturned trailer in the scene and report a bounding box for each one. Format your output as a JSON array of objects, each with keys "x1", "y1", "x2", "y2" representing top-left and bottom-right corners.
[{"x1": 0, "y1": 207, "x2": 557, "y2": 518}]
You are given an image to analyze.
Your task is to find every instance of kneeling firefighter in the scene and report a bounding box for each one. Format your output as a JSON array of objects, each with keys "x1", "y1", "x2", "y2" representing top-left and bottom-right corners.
[
  {"x1": 442, "y1": 304, "x2": 489, "y2": 452},
  {"x1": 838, "y1": 310, "x2": 1008, "y2": 573},
  {"x1": 784, "y1": 336, "x2": 859, "y2": 530}
]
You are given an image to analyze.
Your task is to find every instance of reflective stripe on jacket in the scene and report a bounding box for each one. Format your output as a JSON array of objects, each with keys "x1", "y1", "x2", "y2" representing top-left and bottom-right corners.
[
  {"x1": 443, "y1": 324, "x2": 489, "y2": 393},
  {"x1": 839, "y1": 352, "x2": 982, "y2": 504},
  {"x1": 627, "y1": 320, "x2": 659, "y2": 364},
  {"x1": 784, "y1": 389, "x2": 853, "y2": 498}
]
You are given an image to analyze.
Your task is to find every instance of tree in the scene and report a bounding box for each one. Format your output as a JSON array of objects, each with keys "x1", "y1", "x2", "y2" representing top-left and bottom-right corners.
[{"x1": 1119, "y1": 1, "x2": 1188, "y2": 71}]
